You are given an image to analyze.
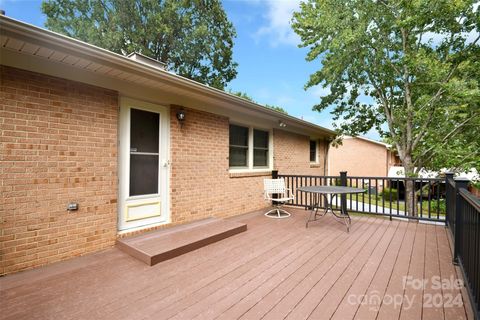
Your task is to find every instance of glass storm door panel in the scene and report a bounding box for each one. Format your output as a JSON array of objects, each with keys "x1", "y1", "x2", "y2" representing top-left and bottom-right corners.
[{"x1": 129, "y1": 108, "x2": 159, "y2": 196}]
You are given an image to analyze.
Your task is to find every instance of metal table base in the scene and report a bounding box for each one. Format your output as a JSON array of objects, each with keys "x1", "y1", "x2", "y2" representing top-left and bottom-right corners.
[
  {"x1": 306, "y1": 193, "x2": 352, "y2": 232},
  {"x1": 298, "y1": 186, "x2": 366, "y2": 232}
]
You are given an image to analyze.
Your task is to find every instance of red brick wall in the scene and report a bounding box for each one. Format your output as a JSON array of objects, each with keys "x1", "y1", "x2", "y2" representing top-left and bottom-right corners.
[
  {"x1": 273, "y1": 129, "x2": 327, "y2": 175},
  {"x1": 169, "y1": 106, "x2": 269, "y2": 223},
  {"x1": 168, "y1": 109, "x2": 329, "y2": 224},
  {"x1": 329, "y1": 138, "x2": 388, "y2": 177},
  {"x1": 0, "y1": 66, "x2": 118, "y2": 275}
]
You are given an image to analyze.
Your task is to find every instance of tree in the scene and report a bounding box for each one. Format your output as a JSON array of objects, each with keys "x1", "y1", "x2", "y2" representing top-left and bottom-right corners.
[
  {"x1": 229, "y1": 90, "x2": 255, "y2": 102},
  {"x1": 265, "y1": 104, "x2": 288, "y2": 114},
  {"x1": 292, "y1": 0, "x2": 479, "y2": 215},
  {"x1": 228, "y1": 90, "x2": 289, "y2": 114},
  {"x1": 42, "y1": 0, "x2": 238, "y2": 89},
  {"x1": 413, "y1": 59, "x2": 480, "y2": 171}
]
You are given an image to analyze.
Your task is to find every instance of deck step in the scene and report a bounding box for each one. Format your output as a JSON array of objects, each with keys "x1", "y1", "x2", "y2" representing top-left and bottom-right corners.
[{"x1": 116, "y1": 218, "x2": 247, "y2": 266}]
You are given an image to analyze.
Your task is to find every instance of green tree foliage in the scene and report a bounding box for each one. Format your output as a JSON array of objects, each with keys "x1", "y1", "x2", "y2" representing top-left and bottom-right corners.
[
  {"x1": 413, "y1": 59, "x2": 480, "y2": 171},
  {"x1": 230, "y1": 90, "x2": 255, "y2": 102},
  {"x1": 228, "y1": 90, "x2": 288, "y2": 114},
  {"x1": 292, "y1": 0, "x2": 480, "y2": 174},
  {"x1": 265, "y1": 104, "x2": 288, "y2": 114},
  {"x1": 42, "y1": 0, "x2": 238, "y2": 89}
]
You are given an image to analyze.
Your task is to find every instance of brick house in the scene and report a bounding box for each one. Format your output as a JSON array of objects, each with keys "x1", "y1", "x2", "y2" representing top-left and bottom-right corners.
[
  {"x1": 328, "y1": 136, "x2": 400, "y2": 177},
  {"x1": 0, "y1": 16, "x2": 335, "y2": 274}
]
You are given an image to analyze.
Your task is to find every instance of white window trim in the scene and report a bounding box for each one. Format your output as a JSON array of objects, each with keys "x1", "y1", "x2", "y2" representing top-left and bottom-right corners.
[{"x1": 229, "y1": 123, "x2": 274, "y2": 173}]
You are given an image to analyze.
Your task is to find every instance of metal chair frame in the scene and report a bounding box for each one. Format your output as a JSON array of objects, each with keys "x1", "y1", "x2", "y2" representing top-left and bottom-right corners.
[{"x1": 263, "y1": 178, "x2": 294, "y2": 219}]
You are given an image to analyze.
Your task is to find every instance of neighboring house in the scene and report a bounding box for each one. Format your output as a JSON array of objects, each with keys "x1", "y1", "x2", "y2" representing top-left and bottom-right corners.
[
  {"x1": 328, "y1": 136, "x2": 400, "y2": 177},
  {"x1": 0, "y1": 16, "x2": 335, "y2": 275}
]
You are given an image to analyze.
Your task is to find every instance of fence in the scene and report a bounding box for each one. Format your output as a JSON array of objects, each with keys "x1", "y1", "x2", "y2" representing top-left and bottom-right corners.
[
  {"x1": 446, "y1": 173, "x2": 480, "y2": 320},
  {"x1": 276, "y1": 171, "x2": 445, "y2": 223}
]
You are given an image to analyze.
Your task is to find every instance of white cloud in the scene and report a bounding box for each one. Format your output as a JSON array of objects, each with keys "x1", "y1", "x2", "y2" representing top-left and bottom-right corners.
[
  {"x1": 422, "y1": 29, "x2": 479, "y2": 47},
  {"x1": 308, "y1": 84, "x2": 331, "y2": 97},
  {"x1": 253, "y1": 0, "x2": 301, "y2": 47}
]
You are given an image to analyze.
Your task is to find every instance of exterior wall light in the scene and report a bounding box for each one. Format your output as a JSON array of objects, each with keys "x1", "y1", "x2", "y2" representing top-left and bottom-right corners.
[
  {"x1": 176, "y1": 109, "x2": 186, "y2": 126},
  {"x1": 278, "y1": 120, "x2": 287, "y2": 128}
]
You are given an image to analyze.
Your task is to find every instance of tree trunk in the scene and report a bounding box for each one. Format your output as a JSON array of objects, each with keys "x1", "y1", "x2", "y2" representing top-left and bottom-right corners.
[{"x1": 403, "y1": 157, "x2": 417, "y2": 218}]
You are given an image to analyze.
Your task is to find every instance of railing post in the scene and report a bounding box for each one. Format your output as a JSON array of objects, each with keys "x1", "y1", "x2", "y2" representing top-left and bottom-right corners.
[
  {"x1": 445, "y1": 172, "x2": 454, "y2": 227},
  {"x1": 271, "y1": 170, "x2": 279, "y2": 204},
  {"x1": 340, "y1": 171, "x2": 347, "y2": 215},
  {"x1": 272, "y1": 170, "x2": 278, "y2": 179},
  {"x1": 453, "y1": 177, "x2": 469, "y2": 265}
]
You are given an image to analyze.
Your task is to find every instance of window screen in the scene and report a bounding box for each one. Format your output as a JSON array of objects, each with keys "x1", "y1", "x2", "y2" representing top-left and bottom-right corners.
[
  {"x1": 130, "y1": 108, "x2": 159, "y2": 196},
  {"x1": 310, "y1": 140, "x2": 317, "y2": 162},
  {"x1": 229, "y1": 124, "x2": 248, "y2": 167},
  {"x1": 253, "y1": 129, "x2": 269, "y2": 167}
]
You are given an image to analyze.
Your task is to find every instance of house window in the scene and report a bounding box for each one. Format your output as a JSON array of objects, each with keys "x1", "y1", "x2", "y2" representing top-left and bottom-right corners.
[
  {"x1": 229, "y1": 124, "x2": 249, "y2": 167},
  {"x1": 310, "y1": 140, "x2": 317, "y2": 162},
  {"x1": 129, "y1": 108, "x2": 159, "y2": 196},
  {"x1": 253, "y1": 129, "x2": 269, "y2": 167},
  {"x1": 229, "y1": 124, "x2": 271, "y2": 170}
]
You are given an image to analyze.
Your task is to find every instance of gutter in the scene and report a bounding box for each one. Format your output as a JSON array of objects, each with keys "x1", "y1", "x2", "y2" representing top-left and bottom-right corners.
[{"x1": 0, "y1": 15, "x2": 337, "y2": 138}]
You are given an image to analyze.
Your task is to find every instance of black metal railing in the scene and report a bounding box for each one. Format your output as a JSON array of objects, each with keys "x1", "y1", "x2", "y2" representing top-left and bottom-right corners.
[
  {"x1": 446, "y1": 173, "x2": 480, "y2": 319},
  {"x1": 277, "y1": 171, "x2": 445, "y2": 223},
  {"x1": 446, "y1": 175, "x2": 457, "y2": 233}
]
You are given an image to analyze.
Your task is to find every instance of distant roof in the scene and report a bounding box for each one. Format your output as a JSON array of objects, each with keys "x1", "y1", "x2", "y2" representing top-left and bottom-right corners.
[
  {"x1": 388, "y1": 166, "x2": 479, "y2": 180},
  {"x1": 343, "y1": 136, "x2": 391, "y2": 148}
]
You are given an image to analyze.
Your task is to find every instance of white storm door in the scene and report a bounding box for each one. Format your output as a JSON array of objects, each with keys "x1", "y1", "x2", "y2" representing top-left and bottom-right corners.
[{"x1": 119, "y1": 98, "x2": 169, "y2": 231}]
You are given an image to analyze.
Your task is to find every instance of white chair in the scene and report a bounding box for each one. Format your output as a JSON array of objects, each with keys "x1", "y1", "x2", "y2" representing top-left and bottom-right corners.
[{"x1": 264, "y1": 178, "x2": 294, "y2": 218}]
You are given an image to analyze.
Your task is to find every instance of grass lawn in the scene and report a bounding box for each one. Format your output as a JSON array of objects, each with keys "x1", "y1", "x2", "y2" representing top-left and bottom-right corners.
[{"x1": 338, "y1": 193, "x2": 446, "y2": 219}]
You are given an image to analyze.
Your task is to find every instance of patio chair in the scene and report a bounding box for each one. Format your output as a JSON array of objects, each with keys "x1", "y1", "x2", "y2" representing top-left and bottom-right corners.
[{"x1": 264, "y1": 178, "x2": 294, "y2": 218}]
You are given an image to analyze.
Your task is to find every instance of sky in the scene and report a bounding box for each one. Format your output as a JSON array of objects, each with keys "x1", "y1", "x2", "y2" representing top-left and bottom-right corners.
[{"x1": 0, "y1": 0, "x2": 382, "y2": 139}]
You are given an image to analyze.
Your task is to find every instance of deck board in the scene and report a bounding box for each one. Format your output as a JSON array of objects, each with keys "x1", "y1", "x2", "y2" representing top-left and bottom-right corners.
[
  {"x1": 261, "y1": 217, "x2": 383, "y2": 320},
  {"x1": 376, "y1": 222, "x2": 418, "y2": 320},
  {"x1": 399, "y1": 222, "x2": 427, "y2": 320},
  {"x1": 309, "y1": 220, "x2": 402, "y2": 320},
  {"x1": 332, "y1": 216, "x2": 408, "y2": 320},
  {"x1": 423, "y1": 224, "x2": 444, "y2": 320},
  {"x1": 284, "y1": 218, "x2": 395, "y2": 320},
  {"x1": 437, "y1": 226, "x2": 469, "y2": 320},
  {"x1": 0, "y1": 208, "x2": 473, "y2": 320}
]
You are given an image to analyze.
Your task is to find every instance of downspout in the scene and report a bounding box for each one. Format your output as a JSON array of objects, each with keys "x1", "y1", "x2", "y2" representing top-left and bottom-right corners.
[
  {"x1": 323, "y1": 137, "x2": 330, "y2": 176},
  {"x1": 386, "y1": 150, "x2": 389, "y2": 176}
]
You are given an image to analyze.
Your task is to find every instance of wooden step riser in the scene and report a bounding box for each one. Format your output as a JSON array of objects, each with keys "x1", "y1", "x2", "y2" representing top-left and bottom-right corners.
[
  {"x1": 150, "y1": 224, "x2": 247, "y2": 266},
  {"x1": 116, "y1": 219, "x2": 247, "y2": 266}
]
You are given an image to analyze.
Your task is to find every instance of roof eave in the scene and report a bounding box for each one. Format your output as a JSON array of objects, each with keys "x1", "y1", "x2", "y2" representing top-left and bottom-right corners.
[{"x1": 0, "y1": 15, "x2": 336, "y2": 138}]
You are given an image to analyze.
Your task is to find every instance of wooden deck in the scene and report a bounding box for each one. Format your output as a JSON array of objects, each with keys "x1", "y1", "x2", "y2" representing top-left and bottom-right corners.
[{"x1": 0, "y1": 208, "x2": 474, "y2": 320}]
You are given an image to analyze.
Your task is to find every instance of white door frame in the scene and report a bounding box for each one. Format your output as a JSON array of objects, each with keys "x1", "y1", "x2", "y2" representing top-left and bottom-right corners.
[{"x1": 118, "y1": 97, "x2": 170, "y2": 231}]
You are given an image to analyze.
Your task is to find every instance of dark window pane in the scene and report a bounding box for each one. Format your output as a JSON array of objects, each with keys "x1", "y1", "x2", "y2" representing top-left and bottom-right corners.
[
  {"x1": 130, "y1": 108, "x2": 159, "y2": 153},
  {"x1": 254, "y1": 149, "x2": 268, "y2": 167},
  {"x1": 310, "y1": 140, "x2": 317, "y2": 162},
  {"x1": 229, "y1": 125, "x2": 248, "y2": 146},
  {"x1": 130, "y1": 155, "x2": 159, "y2": 196},
  {"x1": 254, "y1": 130, "x2": 268, "y2": 148},
  {"x1": 229, "y1": 147, "x2": 248, "y2": 167}
]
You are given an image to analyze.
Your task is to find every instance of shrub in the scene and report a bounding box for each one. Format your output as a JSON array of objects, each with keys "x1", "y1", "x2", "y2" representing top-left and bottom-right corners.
[
  {"x1": 381, "y1": 188, "x2": 398, "y2": 201},
  {"x1": 430, "y1": 199, "x2": 446, "y2": 214}
]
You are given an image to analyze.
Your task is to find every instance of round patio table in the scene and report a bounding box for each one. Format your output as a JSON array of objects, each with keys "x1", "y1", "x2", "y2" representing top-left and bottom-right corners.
[{"x1": 297, "y1": 186, "x2": 366, "y2": 232}]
